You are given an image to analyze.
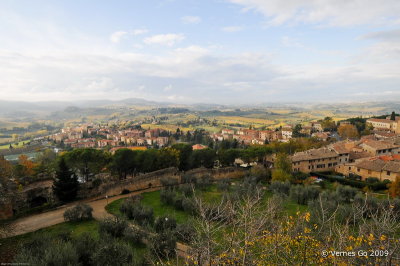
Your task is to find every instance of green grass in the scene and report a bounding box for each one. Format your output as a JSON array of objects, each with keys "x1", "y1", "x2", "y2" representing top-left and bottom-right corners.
[
  {"x1": 197, "y1": 184, "x2": 223, "y2": 204},
  {"x1": 105, "y1": 198, "x2": 124, "y2": 216},
  {"x1": 283, "y1": 200, "x2": 309, "y2": 216},
  {"x1": 0, "y1": 220, "x2": 99, "y2": 263},
  {"x1": 0, "y1": 140, "x2": 29, "y2": 150},
  {"x1": 141, "y1": 191, "x2": 191, "y2": 224},
  {"x1": 105, "y1": 191, "x2": 192, "y2": 224}
]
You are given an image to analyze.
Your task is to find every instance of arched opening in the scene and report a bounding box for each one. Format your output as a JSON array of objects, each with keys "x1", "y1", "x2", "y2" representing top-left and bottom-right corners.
[{"x1": 30, "y1": 196, "x2": 48, "y2": 208}]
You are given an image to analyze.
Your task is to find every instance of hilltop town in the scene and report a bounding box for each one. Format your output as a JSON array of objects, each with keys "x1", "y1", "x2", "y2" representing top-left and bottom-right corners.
[{"x1": 36, "y1": 112, "x2": 400, "y2": 183}]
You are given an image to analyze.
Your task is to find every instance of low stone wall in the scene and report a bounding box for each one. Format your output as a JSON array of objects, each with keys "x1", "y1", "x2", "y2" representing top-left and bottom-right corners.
[
  {"x1": 99, "y1": 167, "x2": 180, "y2": 197},
  {"x1": 1, "y1": 166, "x2": 246, "y2": 220}
]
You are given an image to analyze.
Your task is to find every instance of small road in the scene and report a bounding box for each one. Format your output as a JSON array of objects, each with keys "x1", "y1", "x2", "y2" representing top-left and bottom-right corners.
[{"x1": 5, "y1": 187, "x2": 160, "y2": 238}]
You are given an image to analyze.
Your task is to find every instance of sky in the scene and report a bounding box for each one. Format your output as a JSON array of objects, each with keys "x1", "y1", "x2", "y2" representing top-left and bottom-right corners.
[{"x1": 0, "y1": 0, "x2": 400, "y2": 104}]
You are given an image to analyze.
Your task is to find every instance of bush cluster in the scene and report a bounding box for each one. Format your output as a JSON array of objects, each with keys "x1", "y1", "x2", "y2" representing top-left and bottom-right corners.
[
  {"x1": 311, "y1": 172, "x2": 391, "y2": 191},
  {"x1": 289, "y1": 185, "x2": 320, "y2": 205},
  {"x1": 270, "y1": 181, "x2": 291, "y2": 196},
  {"x1": 99, "y1": 216, "x2": 128, "y2": 238},
  {"x1": 63, "y1": 204, "x2": 93, "y2": 222},
  {"x1": 120, "y1": 197, "x2": 154, "y2": 226}
]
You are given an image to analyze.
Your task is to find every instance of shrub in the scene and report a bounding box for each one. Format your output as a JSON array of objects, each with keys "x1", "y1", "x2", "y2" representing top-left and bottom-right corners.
[
  {"x1": 196, "y1": 174, "x2": 213, "y2": 191},
  {"x1": 249, "y1": 165, "x2": 271, "y2": 182},
  {"x1": 149, "y1": 231, "x2": 176, "y2": 259},
  {"x1": 289, "y1": 185, "x2": 320, "y2": 205},
  {"x1": 217, "y1": 180, "x2": 231, "y2": 192},
  {"x1": 154, "y1": 216, "x2": 177, "y2": 233},
  {"x1": 335, "y1": 204, "x2": 360, "y2": 225},
  {"x1": 43, "y1": 241, "x2": 79, "y2": 266},
  {"x1": 365, "y1": 177, "x2": 380, "y2": 183},
  {"x1": 311, "y1": 172, "x2": 389, "y2": 191},
  {"x1": 160, "y1": 189, "x2": 176, "y2": 205},
  {"x1": 123, "y1": 226, "x2": 146, "y2": 245},
  {"x1": 63, "y1": 204, "x2": 93, "y2": 222},
  {"x1": 270, "y1": 181, "x2": 291, "y2": 196},
  {"x1": 175, "y1": 223, "x2": 196, "y2": 243},
  {"x1": 120, "y1": 198, "x2": 154, "y2": 226},
  {"x1": 74, "y1": 233, "x2": 99, "y2": 266},
  {"x1": 180, "y1": 183, "x2": 194, "y2": 197},
  {"x1": 92, "y1": 238, "x2": 133, "y2": 266},
  {"x1": 15, "y1": 238, "x2": 79, "y2": 266},
  {"x1": 354, "y1": 193, "x2": 379, "y2": 218},
  {"x1": 173, "y1": 195, "x2": 184, "y2": 210},
  {"x1": 308, "y1": 191, "x2": 340, "y2": 221},
  {"x1": 182, "y1": 197, "x2": 197, "y2": 215},
  {"x1": 14, "y1": 234, "x2": 54, "y2": 261},
  {"x1": 99, "y1": 217, "x2": 128, "y2": 238},
  {"x1": 336, "y1": 185, "x2": 358, "y2": 203}
]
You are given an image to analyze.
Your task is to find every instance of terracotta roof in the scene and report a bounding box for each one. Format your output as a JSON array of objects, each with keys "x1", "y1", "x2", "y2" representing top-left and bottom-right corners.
[
  {"x1": 331, "y1": 143, "x2": 350, "y2": 154},
  {"x1": 192, "y1": 144, "x2": 207, "y2": 150},
  {"x1": 361, "y1": 140, "x2": 398, "y2": 150},
  {"x1": 374, "y1": 131, "x2": 397, "y2": 138},
  {"x1": 292, "y1": 148, "x2": 338, "y2": 162},
  {"x1": 349, "y1": 151, "x2": 371, "y2": 160},
  {"x1": 367, "y1": 118, "x2": 394, "y2": 123},
  {"x1": 355, "y1": 157, "x2": 400, "y2": 173},
  {"x1": 382, "y1": 161, "x2": 400, "y2": 173},
  {"x1": 356, "y1": 159, "x2": 387, "y2": 172}
]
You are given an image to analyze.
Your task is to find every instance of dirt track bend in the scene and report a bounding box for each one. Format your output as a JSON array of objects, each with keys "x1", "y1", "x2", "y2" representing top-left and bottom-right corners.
[{"x1": 5, "y1": 187, "x2": 160, "y2": 238}]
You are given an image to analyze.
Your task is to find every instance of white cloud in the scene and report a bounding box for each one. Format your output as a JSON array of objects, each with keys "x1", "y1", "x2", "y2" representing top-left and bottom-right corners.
[
  {"x1": 221, "y1": 26, "x2": 243, "y2": 32},
  {"x1": 132, "y1": 29, "x2": 148, "y2": 35},
  {"x1": 110, "y1": 29, "x2": 148, "y2": 43},
  {"x1": 110, "y1": 31, "x2": 128, "y2": 43},
  {"x1": 360, "y1": 29, "x2": 400, "y2": 42},
  {"x1": 228, "y1": 0, "x2": 400, "y2": 26},
  {"x1": 181, "y1": 16, "x2": 202, "y2": 24},
  {"x1": 143, "y1": 33, "x2": 185, "y2": 46},
  {"x1": 281, "y1": 36, "x2": 303, "y2": 48}
]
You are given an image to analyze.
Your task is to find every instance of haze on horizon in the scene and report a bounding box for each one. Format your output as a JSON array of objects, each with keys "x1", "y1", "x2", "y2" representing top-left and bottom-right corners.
[{"x1": 0, "y1": 0, "x2": 400, "y2": 104}]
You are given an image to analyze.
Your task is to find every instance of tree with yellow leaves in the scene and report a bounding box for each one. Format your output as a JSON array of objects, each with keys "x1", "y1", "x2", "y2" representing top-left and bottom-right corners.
[{"x1": 388, "y1": 176, "x2": 400, "y2": 198}]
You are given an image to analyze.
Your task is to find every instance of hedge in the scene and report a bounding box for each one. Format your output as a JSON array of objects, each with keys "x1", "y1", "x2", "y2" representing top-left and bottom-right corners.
[{"x1": 310, "y1": 172, "x2": 390, "y2": 191}]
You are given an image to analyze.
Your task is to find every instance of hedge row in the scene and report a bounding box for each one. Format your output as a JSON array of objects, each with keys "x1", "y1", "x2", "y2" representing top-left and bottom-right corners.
[{"x1": 310, "y1": 172, "x2": 390, "y2": 191}]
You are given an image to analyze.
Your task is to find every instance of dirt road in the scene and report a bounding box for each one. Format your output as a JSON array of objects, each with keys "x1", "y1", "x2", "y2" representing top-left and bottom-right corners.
[{"x1": 5, "y1": 187, "x2": 160, "y2": 238}]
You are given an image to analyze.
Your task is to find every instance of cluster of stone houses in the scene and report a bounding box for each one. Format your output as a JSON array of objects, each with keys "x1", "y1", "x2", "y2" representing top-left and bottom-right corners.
[
  {"x1": 366, "y1": 116, "x2": 400, "y2": 134},
  {"x1": 211, "y1": 122, "x2": 324, "y2": 145},
  {"x1": 291, "y1": 134, "x2": 400, "y2": 181},
  {"x1": 50, "y1": 124, "x2": 170, "y2": 149}
]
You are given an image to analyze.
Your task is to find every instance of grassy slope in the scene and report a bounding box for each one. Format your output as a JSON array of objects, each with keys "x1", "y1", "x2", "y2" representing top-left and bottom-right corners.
[
  {"x1": 0, "y1": 220, "x2": 98, "y2": 263},
  {"x1": 141, "y1": 191, "x2": 190, "y2": 224},
  {"x1": 106, "y1": 184, "x2": 309, "y2": 225}
]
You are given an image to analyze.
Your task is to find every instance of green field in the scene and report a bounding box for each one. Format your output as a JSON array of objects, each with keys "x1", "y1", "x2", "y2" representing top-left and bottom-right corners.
[
  {"x1": 0, "y1": 140, "x2": 30, "y2": 150},
  {"x1": 0, "y1": 220, "x2": 99, "y2": 263},
  {"x1": 106, "y1": 183, "x2": 309, "y2": 226},
  {"x1": 0, "y1": 219, "x2": 150, "y2": 264}
]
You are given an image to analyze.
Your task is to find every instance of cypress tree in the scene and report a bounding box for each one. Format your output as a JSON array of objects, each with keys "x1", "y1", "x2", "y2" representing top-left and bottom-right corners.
[
  {"x1": 53, "y1": 157, "x2": 79, "y2": 202},
  {"x1": 390, "y1": 111, "x2": 396, "y2": 121}
]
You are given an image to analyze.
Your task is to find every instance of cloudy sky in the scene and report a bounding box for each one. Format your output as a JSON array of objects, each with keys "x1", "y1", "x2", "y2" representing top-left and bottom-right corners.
[{"x1": 0, "y1": 0, "x2": 400, "y2": 104}]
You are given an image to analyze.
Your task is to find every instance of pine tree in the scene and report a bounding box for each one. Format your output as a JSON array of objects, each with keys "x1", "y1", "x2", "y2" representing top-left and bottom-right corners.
[{"x1": 53, "y1": 157, "x2": 79, "y2": 202}]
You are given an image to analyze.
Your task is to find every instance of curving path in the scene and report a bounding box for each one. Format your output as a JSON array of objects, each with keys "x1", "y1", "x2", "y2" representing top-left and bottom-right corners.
[{"x1": 5, "y1": 187, "x2": 160, "y2": 238}]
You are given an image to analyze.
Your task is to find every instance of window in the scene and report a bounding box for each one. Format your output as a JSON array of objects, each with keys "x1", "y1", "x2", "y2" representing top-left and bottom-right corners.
[
  {"x1": 387, "y1": 171, "x2": 391, "y2": 175},
  {"x1": 368, "y1": 170, "x2": 371, "y2": 174},
  {"x1": 357, "y1": 168, "x2": 360, "y2": 172}
]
